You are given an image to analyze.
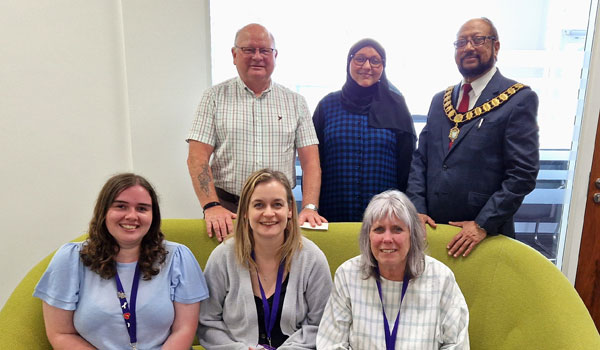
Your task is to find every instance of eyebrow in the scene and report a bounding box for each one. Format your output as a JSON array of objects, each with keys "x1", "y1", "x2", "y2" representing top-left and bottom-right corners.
[
  {"x1": 251, "y1": 198, "x2": 285, "y2": 203},
  {"x1": 112, "y1": 200, "x2": 152, "y2": 207}
]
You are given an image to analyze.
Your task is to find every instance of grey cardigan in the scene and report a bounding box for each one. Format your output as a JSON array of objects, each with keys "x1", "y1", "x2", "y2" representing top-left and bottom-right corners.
[{"x1": 198, "y1": 236, "x2": 333, "y2": 349}]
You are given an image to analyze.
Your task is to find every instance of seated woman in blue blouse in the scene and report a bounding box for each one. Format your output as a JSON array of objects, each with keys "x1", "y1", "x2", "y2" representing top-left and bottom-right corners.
[
  {"x1": 313, "y1": 38, "x2": 416, "y2": 222},
  {"x1": 198, "y1": 169, "x2": 332, "y2": 350},
  {"x1": 317, "y1": 190, "x2": 469, "y2": 349},
  {"x1": 34, "y1": 173, "x2": 209, "y2": 349}
]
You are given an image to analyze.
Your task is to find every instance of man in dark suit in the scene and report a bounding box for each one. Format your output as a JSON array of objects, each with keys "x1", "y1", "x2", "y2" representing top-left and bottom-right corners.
[{"x1": 407, "y1": 17, "x2": 539, "y2": 258}]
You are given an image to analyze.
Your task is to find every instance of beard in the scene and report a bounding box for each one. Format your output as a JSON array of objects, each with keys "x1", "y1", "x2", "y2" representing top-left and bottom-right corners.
[{"x1": 458, "y1": 53, "x2": 495, "y2": 78}]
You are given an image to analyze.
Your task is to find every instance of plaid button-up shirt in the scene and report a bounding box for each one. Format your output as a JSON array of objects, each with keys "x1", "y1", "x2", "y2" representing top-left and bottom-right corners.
[
  {"x1": 317, "y1": 256, "x2": 470, "y2": 349},
  {"x1": 187, "y1": 77, "x2": 318, "y2": 195}
]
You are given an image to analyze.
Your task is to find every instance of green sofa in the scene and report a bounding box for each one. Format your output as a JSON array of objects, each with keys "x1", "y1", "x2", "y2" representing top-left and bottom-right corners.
[{"x1": 1, "y1": 220, "x2": 599, "y2": 349}]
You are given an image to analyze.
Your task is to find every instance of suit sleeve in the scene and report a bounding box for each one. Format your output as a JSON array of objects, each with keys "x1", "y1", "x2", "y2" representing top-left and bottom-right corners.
[
  {"x1": 476, "y1": 89, "x2": 540, "y2": 234},
  {"x1": 396, "y1": 131, "x2": 416, "y2": 193},
  {"x1": 406, "y1": 100, "x2": 436, "y2": 214}
]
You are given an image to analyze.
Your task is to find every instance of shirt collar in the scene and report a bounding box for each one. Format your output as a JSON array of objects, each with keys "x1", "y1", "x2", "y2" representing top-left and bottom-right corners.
[
  {"x1": 462, "y1": 66, "x2": 497, "y2": 97},
  {"x1": 236, "y1": 76, "x2": 273, "y2": 97}
]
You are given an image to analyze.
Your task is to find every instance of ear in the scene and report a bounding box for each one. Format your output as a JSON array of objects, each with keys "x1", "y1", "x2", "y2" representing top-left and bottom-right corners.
[
  {"x1": 288, "y1": 208, "x2": 292, "y2": 219},
  {"x1": 493, "y1": 40, "x2": 500, "y2": 60},
  {"x1": 232, "y1": 47, "x2": 237, "y2": 65}
]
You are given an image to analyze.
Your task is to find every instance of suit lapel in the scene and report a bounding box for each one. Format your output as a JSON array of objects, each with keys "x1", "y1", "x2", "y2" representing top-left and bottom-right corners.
[
  {"x1": 441, "y1": 83, "x2": 462, "y2": 157},
  {"x1": 474, "y1": 70, "x2": 504, "y2": 106},
  {"x1": 445, "y1": 71, "x2": 506, "y2": 157}
]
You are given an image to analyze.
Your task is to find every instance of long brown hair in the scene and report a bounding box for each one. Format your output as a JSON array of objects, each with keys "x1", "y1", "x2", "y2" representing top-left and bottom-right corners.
[
  {"x1": 80, "y1": 173, "x2": 167, "y2": 280},
  {"x1": 233, "y1": 169, "x2": 302, "y2": 271}
]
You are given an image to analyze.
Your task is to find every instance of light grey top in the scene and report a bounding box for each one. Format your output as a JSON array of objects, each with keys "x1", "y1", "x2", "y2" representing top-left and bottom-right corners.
[{"x1": 198, "y1": 236, "x2": 332, "y2": 349}]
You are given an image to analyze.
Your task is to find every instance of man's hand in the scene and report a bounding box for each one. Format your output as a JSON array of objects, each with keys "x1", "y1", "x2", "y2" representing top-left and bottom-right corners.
[
  {"x1": 417, "y1": 213, "x2": 436, "y2": 238},
  {"x1": 298, "y1": 208, "x2": 327, "y2": 227},
  {"x1": 204, "y1": 205, "x2": 237, "y2": 242},
  {"x1": 418, "y1": 213, "x2": 437, "y2": 229},
  {"x1": 447, "y1": 221, "x2": 487, "y2": 258}
]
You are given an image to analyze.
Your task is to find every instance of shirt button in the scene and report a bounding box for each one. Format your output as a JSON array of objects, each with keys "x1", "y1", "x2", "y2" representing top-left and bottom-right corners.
[{"x1": 443, "y1": 164, "x2": 448, "y2": 170}]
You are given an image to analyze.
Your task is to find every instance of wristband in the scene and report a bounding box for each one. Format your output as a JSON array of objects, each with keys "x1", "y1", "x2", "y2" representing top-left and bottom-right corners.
[{"x1": 203, "y1": 201, "x2": 221, "y2": 211}]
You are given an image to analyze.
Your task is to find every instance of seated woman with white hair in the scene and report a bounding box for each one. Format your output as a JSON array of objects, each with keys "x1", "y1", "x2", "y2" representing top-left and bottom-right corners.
[{"x1": 317, "y1": 190, "x2": 470, "y2": 349}]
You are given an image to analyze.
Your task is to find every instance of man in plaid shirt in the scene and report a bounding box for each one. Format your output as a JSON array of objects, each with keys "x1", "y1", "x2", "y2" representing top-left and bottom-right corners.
[{"x1": 187, "y1": 23, "x2": 326, "y2": 241}]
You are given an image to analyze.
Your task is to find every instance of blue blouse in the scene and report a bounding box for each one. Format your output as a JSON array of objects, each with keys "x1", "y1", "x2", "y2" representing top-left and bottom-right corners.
[
  {"x1": 313, "y1": 91, "x2": 415, "y2": 222},
  {"x1": 34, "y1": 241, "x2": 209, "y2": 350}
]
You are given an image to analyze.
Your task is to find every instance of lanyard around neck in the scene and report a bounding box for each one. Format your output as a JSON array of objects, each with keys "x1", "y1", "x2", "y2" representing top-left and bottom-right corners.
[
  {"x1": 115, "y1": 263, "x2": 141, "y2": 350},
  {"x1": 252, "y1": 252, "x2": 285, "y2": 349},
  {"x1": 375, "y1": 272, "x2": 410, "y2": 350}
]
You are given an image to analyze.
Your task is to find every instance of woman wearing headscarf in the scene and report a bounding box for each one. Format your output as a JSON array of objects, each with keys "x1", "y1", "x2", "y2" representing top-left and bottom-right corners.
[{"x1": 313, "y1": 38, "x2": 416, "y2": 222}]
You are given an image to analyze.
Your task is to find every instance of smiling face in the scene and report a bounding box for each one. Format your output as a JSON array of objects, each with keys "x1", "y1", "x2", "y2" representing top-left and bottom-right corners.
[
  {"x1": 232, "y1": 24, "x2": 277, "y2": 92},
  {"x1": 247, "y1": 180, "x2": 292, "y2": 243},
  {"x1": 369, "y1": 215, "x2": 411, "y2": 280},
  {"x1": 349, "y1": 46, "x2": 384, "y2": 87},
  {"x1": 455, "y1": 19, "x2": 499, "y2": 81},
  {"x1": 105, "y1": 185, "x2": 153, "y2": 250}
]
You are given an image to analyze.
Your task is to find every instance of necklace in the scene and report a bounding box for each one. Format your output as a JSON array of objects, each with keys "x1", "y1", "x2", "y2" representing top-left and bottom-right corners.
[{"x1": 443, "y1": 82, "x2": 526, "y2": 142}]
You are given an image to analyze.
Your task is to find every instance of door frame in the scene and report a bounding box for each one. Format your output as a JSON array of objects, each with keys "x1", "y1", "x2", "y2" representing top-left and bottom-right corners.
[{"x1": 562, "y1": 2, "x2": 600, "y2": 284}]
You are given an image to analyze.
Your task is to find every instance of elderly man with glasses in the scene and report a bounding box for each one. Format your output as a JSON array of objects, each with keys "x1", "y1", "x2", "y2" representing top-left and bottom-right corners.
[
  {"x1": 407, "y1": 17, "x2": 540, "y2": 257},
  {"x1": 187, "y1": 23, "x2": 325, "y2": 241}
]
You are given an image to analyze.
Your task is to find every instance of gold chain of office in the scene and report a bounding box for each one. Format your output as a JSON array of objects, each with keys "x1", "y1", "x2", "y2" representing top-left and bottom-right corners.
[{"x1": 443, "y1": 82, "x2": 526, "y2": 142}]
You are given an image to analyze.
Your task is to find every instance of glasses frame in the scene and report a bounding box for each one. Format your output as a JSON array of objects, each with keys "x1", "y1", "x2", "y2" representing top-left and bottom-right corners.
[
  {"x1": 235, "y1": 46, "x2": 277, "y2": 56},
  {"x1": 454, "y1": 36, "x2": 497, "y2": 49},
  {"x1": 350, "y1": 54, "x2": 384, "y2": 68}
]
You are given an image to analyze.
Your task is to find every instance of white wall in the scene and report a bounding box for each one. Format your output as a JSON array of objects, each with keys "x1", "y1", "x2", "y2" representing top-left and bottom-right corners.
[
  {"x1": 120, "y1": 0, "x2": 211, "y2": 219},
  {"x1": 0, "y1": 0, "x2": 211, "y2": 308}
]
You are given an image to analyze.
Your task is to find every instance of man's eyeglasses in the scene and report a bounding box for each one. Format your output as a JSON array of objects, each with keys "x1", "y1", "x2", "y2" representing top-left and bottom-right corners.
[
  {"x1": 236, "y1": 46, "x2": 276, "y2": 56},
  {"x1": 351, "y1": 55, "x2": 384, "y2": 68},
  {"x1": 454, "y1": 36, "x2": 496, "y2": 49}
]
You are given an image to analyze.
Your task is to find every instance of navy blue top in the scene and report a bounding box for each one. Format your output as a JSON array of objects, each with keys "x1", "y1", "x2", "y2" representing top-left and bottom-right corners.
[{"x1": 314, "y1": 91, "x2": 415, "y2": 222}]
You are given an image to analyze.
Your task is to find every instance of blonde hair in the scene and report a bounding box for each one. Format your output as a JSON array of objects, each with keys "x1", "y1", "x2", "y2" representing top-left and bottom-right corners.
[{"x1": 233, "y1": 169, "x2": 302, "y2": 271}]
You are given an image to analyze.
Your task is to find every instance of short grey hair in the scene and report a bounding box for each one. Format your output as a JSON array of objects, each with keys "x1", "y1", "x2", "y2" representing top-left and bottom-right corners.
[
  {"x1": 233, "y1": 23, "x2": 276, "y2": 48},
  {"x1": 359, "y1": 190, "x2": 426, "y2": 280}
]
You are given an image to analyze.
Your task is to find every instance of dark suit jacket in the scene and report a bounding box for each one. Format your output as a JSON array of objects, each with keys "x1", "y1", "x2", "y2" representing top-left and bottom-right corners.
[{"x1": 407, "y1": 70, "x2": 539, "y2": 237}]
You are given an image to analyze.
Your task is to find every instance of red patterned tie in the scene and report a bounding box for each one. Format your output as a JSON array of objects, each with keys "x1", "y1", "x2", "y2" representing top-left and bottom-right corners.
[
  {"x1": 457, "y1": 83, "x2": 472, "y2": 113},
  {"x1": 450, "y1": 83, "x2": 472, "y2": 149}
]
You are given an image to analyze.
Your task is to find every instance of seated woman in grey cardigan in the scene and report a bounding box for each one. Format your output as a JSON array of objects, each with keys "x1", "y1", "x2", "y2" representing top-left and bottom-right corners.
[{"x1": 198, "y1": 169, "x2": 333, "y2": 350}]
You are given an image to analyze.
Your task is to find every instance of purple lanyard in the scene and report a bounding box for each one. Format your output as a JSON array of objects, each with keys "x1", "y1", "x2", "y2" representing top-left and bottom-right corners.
[
  {"x1": 375, "y1": 272, "x2": 410, "y2": 350},
  {"x1": 252, "y1": 253, "x2": 285, "y2": 349},
  {"x1": 115, "y1": 263, "x2": 141, "y2": 350}
]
